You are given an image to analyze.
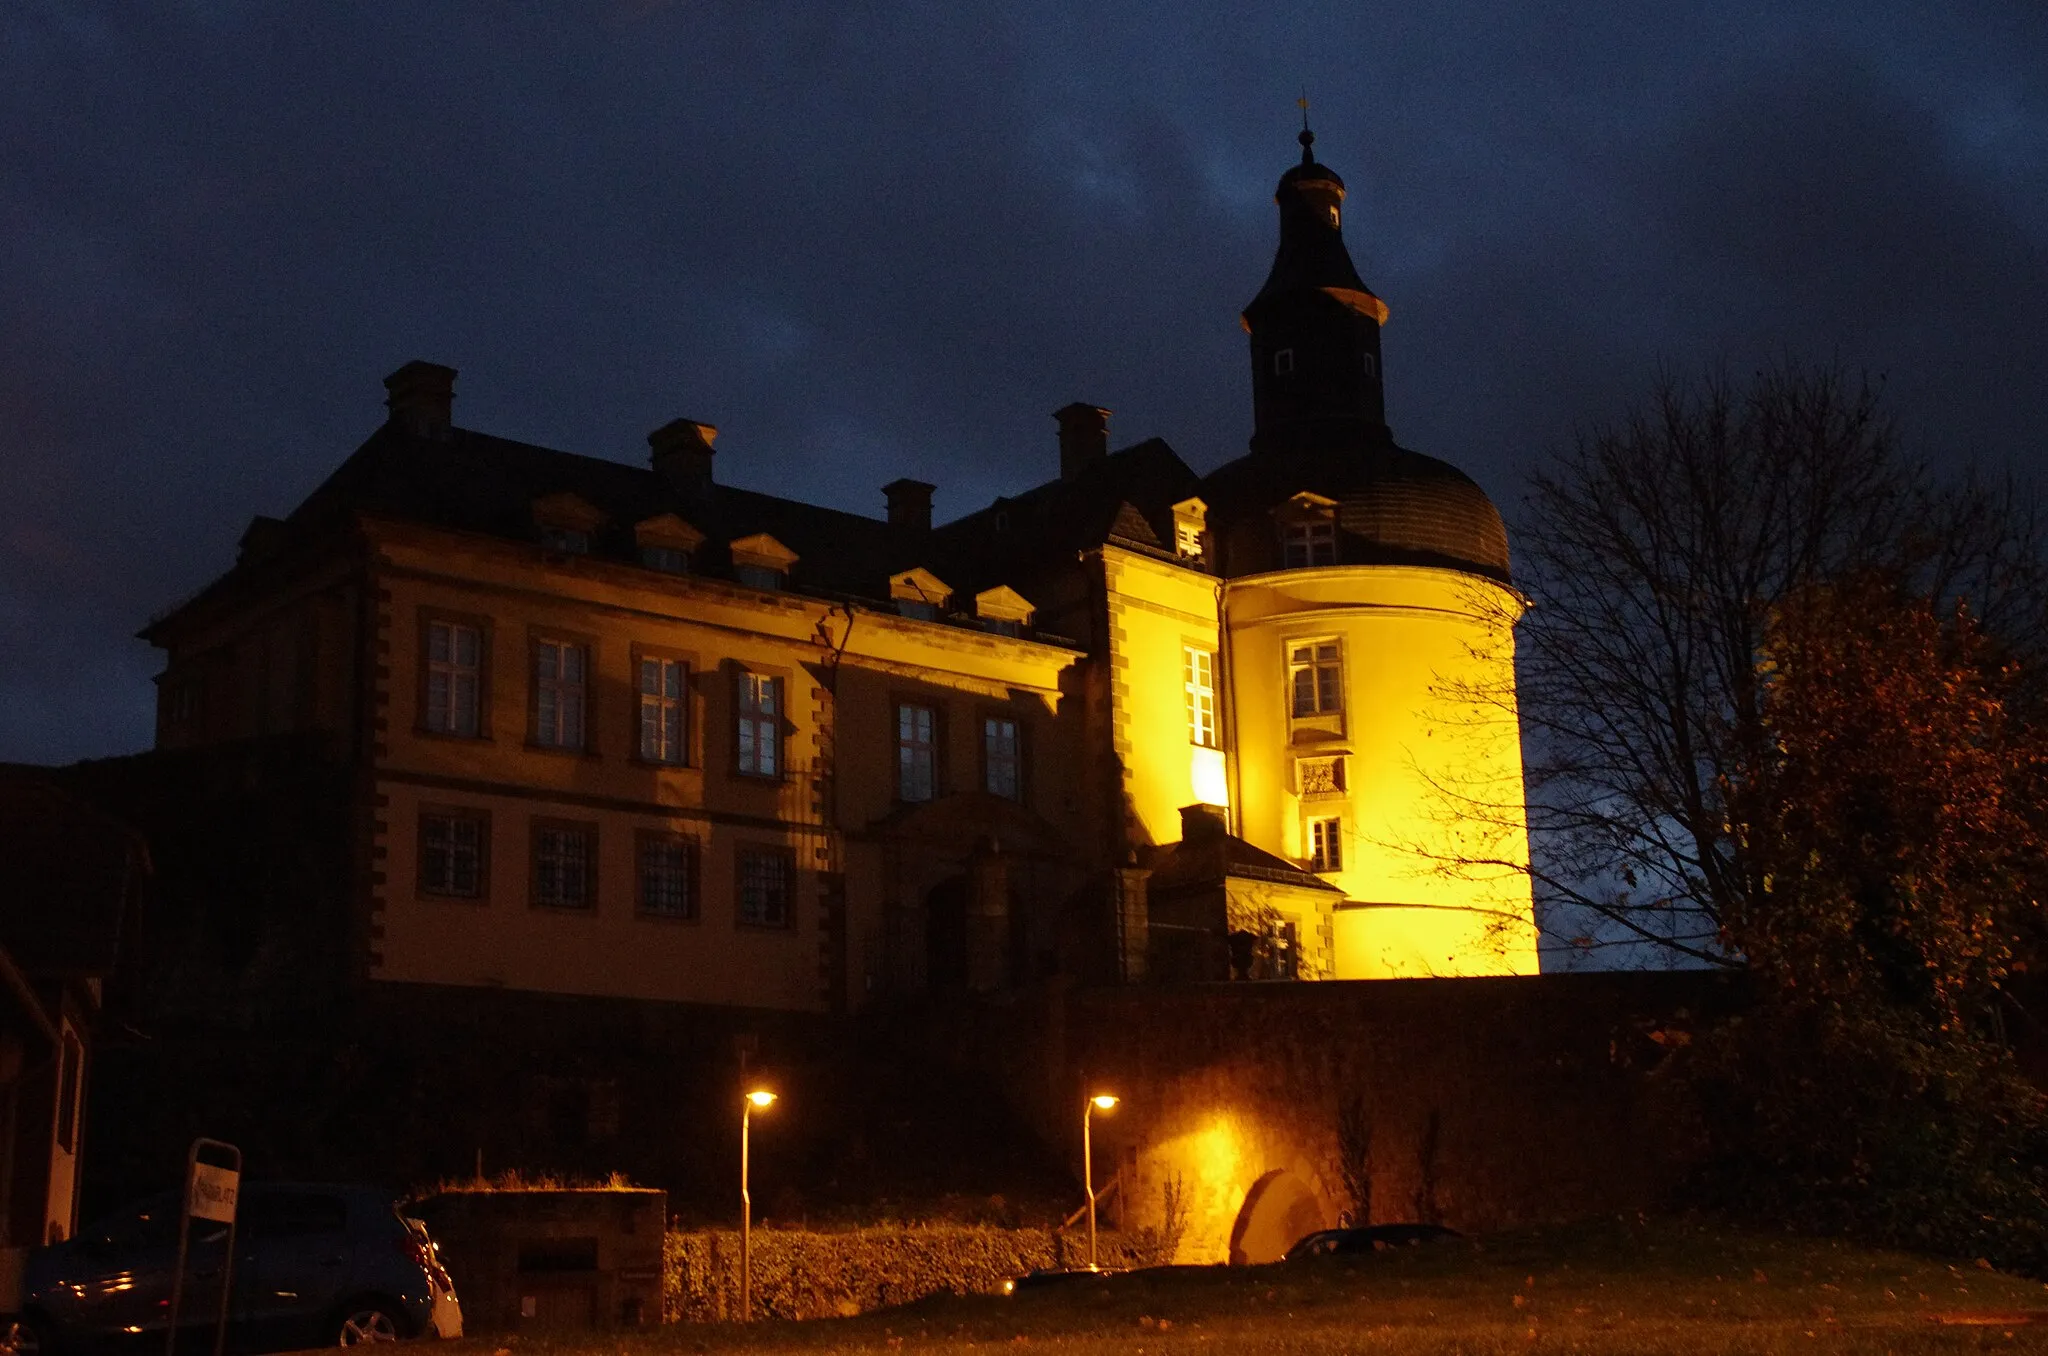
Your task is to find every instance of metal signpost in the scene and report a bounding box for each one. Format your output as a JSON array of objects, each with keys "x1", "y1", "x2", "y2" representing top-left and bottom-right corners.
[{"x1": 165, "y1": 1139, "x2": 240, "y2": 1356}]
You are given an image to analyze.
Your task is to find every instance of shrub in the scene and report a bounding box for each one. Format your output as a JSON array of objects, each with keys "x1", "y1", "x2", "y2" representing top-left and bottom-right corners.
[{"x1": 663, "y1": 1224, "x2": 1163, "y2": 1322}]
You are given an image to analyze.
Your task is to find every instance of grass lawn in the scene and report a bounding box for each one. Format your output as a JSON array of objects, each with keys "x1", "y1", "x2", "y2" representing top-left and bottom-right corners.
[{"x1": 475, "y1": 1219, "x2": 2048, "y2": 1354}]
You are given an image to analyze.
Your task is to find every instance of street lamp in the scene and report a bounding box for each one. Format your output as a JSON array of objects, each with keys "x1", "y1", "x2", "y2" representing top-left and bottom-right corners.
[
  {"x1": 740, "y1": 1089, "x2": 777, "y2": 1322},
  {"x1": 1083, "y1": 1093, "x2": 1119, "y2": 1269}
]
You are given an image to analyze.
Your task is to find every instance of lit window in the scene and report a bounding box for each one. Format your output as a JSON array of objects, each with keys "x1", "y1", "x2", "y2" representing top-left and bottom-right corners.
[
  {"x1": 1270, "y1": 918, "x2": 1301, "y2": 979},
  {"x1": 737, "y1": 847, "x2": 793, "y2": 927},
  {"x1": 533, "y1": 823, "x2": 594, "y2": 909},
  {"x1": 420, "y1": 812, "x2": 486, "y2": 897},
  {"x1": 734, "y1": 564, "x2": 783, "y2": 591},
  {"x1": 533, "y1": 640, "x2": 587, "y2": 749},
  {"x1": 1289, "y1": 642, "x2": 1342, "y2": 717},
  {"x1": 640, "y1": 544, "x2": 690, "y2": 574},
  {"x1": 1282, "y1": 520, "x2": 1336, "y2": 568},
  {"x1": 1309, "y1": 817, "x2": 1343, "y2": 873},
  {"x1": 541, "y1": 526, "x2": 588, "y2": 554},
  {"x1": 984, "y1": 716, "x2": 1021, "y2": 799},
  {"x1": 1184, "y1": 647, "x2": 1218, "y2": 748},
  {"x1": 637, "y1": 833, "x2": 696, "y2": 920},
  {"x1": 638, "y1": 657, "x2": 687, "y2": 764},
  {"x1": 425, "y1": 621, "x2": 482, "y2": 736},
  {"x1": 898, "y1": 702, "x2": 937, "y2": 802},
  {"x1": 736, "y1": 672, "x2": 781, "y2": 778},
  {"x1": 1274, "y1": 349, "x2": 1295, "y2": 375},
  {"x1": 1175, "y1": 520, "x2": 1204, "y2": 559}
]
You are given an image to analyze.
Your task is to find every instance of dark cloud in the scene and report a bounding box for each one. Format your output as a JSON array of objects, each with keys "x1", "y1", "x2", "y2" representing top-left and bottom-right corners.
[{"x1": 1, "y1": 1, "x2": 2042, "y2": 761}]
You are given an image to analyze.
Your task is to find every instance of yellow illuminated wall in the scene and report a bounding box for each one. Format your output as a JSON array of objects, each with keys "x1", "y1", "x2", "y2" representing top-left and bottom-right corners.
[{"x1": 1222, "y1": 565, "x2": 1538, "y2": 978}]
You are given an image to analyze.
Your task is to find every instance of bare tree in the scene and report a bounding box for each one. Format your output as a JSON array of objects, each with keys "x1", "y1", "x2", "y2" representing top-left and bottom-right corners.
[{"x1": 1450, "y1": 363, "x2": 2043, "y2": 966}]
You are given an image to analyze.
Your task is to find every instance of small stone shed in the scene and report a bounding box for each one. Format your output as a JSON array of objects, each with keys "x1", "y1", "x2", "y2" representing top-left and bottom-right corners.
[{"x1": 411, "y1": 1188, "x2": 666, "y2": 1331}]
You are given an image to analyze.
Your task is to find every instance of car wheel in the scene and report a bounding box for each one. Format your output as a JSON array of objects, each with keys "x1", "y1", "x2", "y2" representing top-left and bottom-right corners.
[{"x1": 334, "y1": 1303, "x2": 404, "y2": 1346}]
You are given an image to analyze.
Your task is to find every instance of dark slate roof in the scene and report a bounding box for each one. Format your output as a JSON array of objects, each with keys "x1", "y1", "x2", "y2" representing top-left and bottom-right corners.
[
  {"x1": 1202, "y1": 441, "x2": 1512, "y2": 584},
  {"x1": 286, "y1": 423, "x2": 909, "y2": 597},
  {"x1": 1144, "y1": 830, "x2": 1342, "y2": 895},
  {"x1": 928, "y1": 437, "x2": 1203, "y2": 595}
]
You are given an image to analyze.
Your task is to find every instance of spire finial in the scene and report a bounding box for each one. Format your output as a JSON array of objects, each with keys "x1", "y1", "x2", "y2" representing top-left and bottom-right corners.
[{"x1": 1297, "y1": 93, "x2": 1314, "y2": 163}]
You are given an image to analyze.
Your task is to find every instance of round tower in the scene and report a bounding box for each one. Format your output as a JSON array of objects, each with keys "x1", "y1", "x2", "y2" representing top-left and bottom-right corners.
[{"x1": 1207, "y1": 127, "x2": 1539, "y2": 979}]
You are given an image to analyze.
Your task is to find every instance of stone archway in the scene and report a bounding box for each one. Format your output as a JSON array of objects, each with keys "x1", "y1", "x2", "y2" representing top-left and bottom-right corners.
[{"x1": 1227, "y1": 1169, "x2": 1330, "y2": 1265}]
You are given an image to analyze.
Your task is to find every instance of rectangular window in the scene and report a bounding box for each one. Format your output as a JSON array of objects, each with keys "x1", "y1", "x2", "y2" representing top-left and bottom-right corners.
[
  {"x1": 1184, "y1": 646, "x2": 1218, "y2": 747},
  {"x1": 425, "y1": 620, "x2": 482, "y2": 736},
  {"x1": 532, "y1": 822, "x2": 595, "y2": 909},
  {"x1": 638, "y1": 657, "x2": 688, "y2": 764},
  {"x1": 640, "y1": 544, "x2": 690, "y2": 574},
  {"x1": 736, "y1": 672, "x2": 781, "y2": 777},
  {"x1": 1289, "y1": 641, "x2": 1343, "y2": 717},
  {"x1": 533, "y1": 639, "x2": 588, "y2": 749},
  {"x1": 1269, "y1": 919, "x2": 1301, "y2": 980},
  {"x1": 1282, "y1": 520, "x2": 1337, "y2": 568},
  {"x1": 737, "y1": 847, "x2": 793, "y2": 927},
  {"x1": 1175, "y1": 521, "x2": 1204, "y2": 559},
  {"x1": 636, "y1": 832, "x2": 697, "y2": 920},
  {"x1": 734, "y1": 564, "x2": 783, "y2": 591},
  {"x1": 1310, "y1": 816, "x2": 1343, "y2": 873},
  {"x1": 419, "y1": 811, "x2": 487, "y2": 898},
  {"x1": 983, "y1": 716, "x2": 1021, "y2": 800},
  {"x1": 897, "y1": 702, "x2": 937, "y2": 802}
]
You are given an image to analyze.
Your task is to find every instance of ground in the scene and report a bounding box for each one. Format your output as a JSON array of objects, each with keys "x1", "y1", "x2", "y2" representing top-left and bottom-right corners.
[{"x1": 471, "y1": 1220, "x2": 2048, "y2": 1354}]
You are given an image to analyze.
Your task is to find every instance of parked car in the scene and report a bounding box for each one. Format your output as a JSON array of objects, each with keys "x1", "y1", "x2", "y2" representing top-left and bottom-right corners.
[
  {"x1": 1000, "y1": 1264, "x2": 1123, "y2": 1295},
  {"x1": 1284, "y1": 1223, "x2": 1465, "y2": 1259},
  {"x1": 4, "y1": 1183, "x2": 461, "y2": 1354}
]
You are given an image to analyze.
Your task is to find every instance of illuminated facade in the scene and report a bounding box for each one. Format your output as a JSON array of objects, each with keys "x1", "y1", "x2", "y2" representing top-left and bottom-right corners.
[{"x1": 142, "y1": 130, "x2": 1534, "y2": 1012}]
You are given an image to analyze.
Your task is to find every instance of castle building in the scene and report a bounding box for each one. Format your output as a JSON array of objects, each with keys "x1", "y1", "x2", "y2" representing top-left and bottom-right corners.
[{"x1": 142, "y1": 131, "x2": 1537, "y2": 1014}]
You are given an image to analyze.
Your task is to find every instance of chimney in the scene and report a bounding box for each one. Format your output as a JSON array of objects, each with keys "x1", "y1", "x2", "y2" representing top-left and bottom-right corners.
[
  {"x1": 384, "y1": 361, "x2": 457, "y2": 440},
  {"x1": 649, "y1": 418, "x2": 718, "y2": 499},
  {"x1": 882, "y1": 478, "x2": 935, "y2": 534},
  {"x1": 1055, "y1": 402, "x2": 1111, "y2": 481},
  {"x1": 1179, "y1": 802, "x2": 1228, "y2": 844}
]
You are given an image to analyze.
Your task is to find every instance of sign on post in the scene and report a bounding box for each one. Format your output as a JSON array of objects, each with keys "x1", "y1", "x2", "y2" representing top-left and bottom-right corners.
[
  {"x1": 187, "y1": 1163, "x2": 238, "y2": 1225},
  {"x1": 166, "y1": 1139, "x2": 241, "y2": 1356}
]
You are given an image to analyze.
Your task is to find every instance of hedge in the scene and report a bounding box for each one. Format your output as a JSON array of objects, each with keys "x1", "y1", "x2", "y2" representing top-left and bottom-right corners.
[{"x1": 663, "y1": 1224, "x2": 1168, "y2": 1322}]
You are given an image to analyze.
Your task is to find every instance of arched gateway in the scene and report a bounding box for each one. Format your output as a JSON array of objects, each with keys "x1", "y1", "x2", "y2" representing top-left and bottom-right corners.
[{"x1": 1227, "y1": 1169, "x2": 1331, "y2": 1264}]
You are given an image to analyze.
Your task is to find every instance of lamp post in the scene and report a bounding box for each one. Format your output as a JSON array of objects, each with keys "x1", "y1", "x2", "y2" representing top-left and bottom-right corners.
[
  {"x1": 740, "y1": 1089, "x2": 776, "y2": 1322},
  {"x1": 1083, "y1": 1093, "x2": 1118, "y2": 1268}
]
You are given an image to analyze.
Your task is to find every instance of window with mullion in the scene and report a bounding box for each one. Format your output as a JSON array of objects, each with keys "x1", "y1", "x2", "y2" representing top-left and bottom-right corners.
[
  {"x1": 1288, "y1": 642, "x2": 1343, "y2": 717},
  {"x1": 533, "y1": 822, "x2": 595, "y2": 909},
  {"x1": 420, "y1": 811, "x2": 487, "y2": 898},
  {"x1": 983, "y1": 715, "x2": 1021, "y2": 800},
  {"x1": 534, "y1": 639, "x2": 588, "y2": 749},
  {"x1": 1309, "y1": 816, "x2": 1343, "y2": 872},
  {"x1": 1282, "y1": 520, "x2": 1337, "y2": 568},
  {"x1": 637, "y1": 832, "x2": 697, "y2": 919},
  {"x1": 1184, "y1": 646, "x2": 1218, "y2": 747},
  {"x1": 736, "y1": 672, "x2": 781, "y2": 777},
  {"x1": 737, "y1": 847, "x2": 793, "y2": 927},
  {"x1": 425, "y1": 621, "x2": 482, "y2": 736},
  {"x1": 897, "y1": 702, "x2": 937, "y2": 802},
  {"x1": 638, "y1": 657, "x2": 688, "y2": 764}
]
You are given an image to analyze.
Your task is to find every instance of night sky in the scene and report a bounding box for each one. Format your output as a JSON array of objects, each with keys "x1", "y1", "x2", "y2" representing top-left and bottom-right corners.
[{"x1": 3, "y1": 3, "x2": 2043, "y2": 764}]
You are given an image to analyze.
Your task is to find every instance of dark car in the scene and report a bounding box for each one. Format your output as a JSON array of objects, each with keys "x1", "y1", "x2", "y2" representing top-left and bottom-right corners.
[
  {"x1": 1284, "y1": 1223, "x2": 1465, "y2": 1259},
  {"x1": 6, "y1": 1183, "x2": 461, "y2": 1354},
  {"x1": 1000, "y1": 1264, "x2": 1123, "y2": 1295}
]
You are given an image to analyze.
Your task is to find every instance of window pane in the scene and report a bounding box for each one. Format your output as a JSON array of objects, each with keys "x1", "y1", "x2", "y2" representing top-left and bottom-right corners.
[
  {"x1": 639, "y1": 836, "x2": 694, "y2": 918},
  {"x1": 738, "y1": 850, "x2": 791, "y2": 926}
]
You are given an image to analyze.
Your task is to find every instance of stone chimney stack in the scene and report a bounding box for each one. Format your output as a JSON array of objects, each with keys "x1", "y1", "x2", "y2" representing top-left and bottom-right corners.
[
  {"x1": 649, "y1": 418, "x2": 718, "y2": 499},
  {"x1": 1055, "y1": 403, "x2": 1111, "y2": 482},
  {"x1": 882, "y1": 478, "x2": 935, "y2": 534},
  {"x1": 1179, "y1": 802, "x2": 1228, "y2": 844},
  {"x1": 384, "y1": 361, "x2": 457, "y2": 440}
]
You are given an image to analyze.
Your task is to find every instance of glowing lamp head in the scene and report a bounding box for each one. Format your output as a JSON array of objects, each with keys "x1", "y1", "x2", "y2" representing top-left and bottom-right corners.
[
  {"x1": 746, "y1": 1090, "x2": 778, "y2": 1109},
  {"x1": 1090, "y1": 1094, "x2": 1120, "y2": 1111}
]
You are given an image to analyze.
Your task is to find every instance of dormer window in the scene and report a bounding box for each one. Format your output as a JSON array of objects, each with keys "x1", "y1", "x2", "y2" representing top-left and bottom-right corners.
[
  {"x1": 532, "y1": 491, "x2": 606, "y2": 558},
  {"x1": 889, "y1": 567, "x2": 952, "y2": 622},
  {"x1": 1170, "y1": 496, "x2": 1209, "y2": 566},
  {"x1": 633, "y1": 513, "x2": 705, "y2": 578},
  {"x1": 541, "y1": 526, "x2": 588, "y2": 555},
  {"x1": 728, "y1": 532, "x2": 799, "y2": 594},
  {"x1": 1283, "y1": 520, "x2": 1336, "y2": 568},
  {"x1": 1274, "y1": 349, "x2": 1296, "y2": 375},
  {"x1": 973, "y1": 584, "x2": 1035, "y2": 638}
]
